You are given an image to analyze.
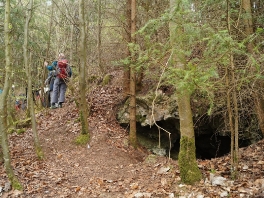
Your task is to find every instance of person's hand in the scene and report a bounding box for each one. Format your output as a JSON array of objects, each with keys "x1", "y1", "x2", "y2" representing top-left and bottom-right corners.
[{"x1": 44, "y1": 61, "x2": 48, "y2": 67}]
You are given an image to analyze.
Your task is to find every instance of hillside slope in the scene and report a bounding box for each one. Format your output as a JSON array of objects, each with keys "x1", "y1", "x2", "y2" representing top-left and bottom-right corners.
[{"x1": 1, "y1": 70, "x2": 264, "y2": 198}]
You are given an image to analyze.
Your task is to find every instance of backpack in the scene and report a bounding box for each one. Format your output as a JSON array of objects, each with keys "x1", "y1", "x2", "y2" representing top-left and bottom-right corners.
[{"x1": 57, "y1": 59, "x2": 71, "y2": 80}]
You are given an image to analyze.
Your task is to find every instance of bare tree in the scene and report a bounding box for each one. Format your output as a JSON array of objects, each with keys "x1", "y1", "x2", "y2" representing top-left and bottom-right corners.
[
  {"x1": 23, "y1": 0, "x2": 43, "y2": 159},
  {"x1": 43, "y1": 0, "x2": 55, "y2": 107},
  {"x1": 129, "y1": 0, "x2": 137, "y2": 147},
  {"x1": 0, "y1": 0, "x2": 22, "y2": 189},
  {"x1": 97, "y1": 0, "x2": 104, "y2": 74},
  {"x1": 78, "y1": 0, "x2": 90, "y2": 136},
  {"x1": 242, "y1": 0, "x2": 264, "y2": 135},
  {"x1": 122, "y1": 0, "x2": 131, "y2": 98}
]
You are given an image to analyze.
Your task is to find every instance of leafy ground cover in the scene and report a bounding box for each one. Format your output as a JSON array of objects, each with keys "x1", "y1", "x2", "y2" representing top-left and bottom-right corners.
[{"x1": 1, "y1": 71, "x2": 264, "y2": 198}]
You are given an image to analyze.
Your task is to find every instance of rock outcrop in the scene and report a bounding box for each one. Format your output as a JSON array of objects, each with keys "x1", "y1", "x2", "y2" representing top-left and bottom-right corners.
[{"x1": 116, "y1": 89, "x2": 262, "y2": 159}]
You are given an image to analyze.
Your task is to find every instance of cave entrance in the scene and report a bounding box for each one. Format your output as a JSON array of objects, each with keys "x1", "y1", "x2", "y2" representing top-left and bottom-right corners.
[
  {"x1": 158, "y1": 133, "x2": 233, "y2": 160},
  {"x1": 135, "y1": 119, "x2": 257, "y2": 160}
]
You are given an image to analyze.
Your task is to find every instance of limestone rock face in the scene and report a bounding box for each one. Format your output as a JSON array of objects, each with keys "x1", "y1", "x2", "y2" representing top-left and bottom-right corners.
[
  {"x1": 116, "y1": 90, "x2": 181, "y2": 157},
  {"x1": 117, "y1": 90, "x2": 179, "y2": 127},
  {"x1": 116, "y1": 89, "x2": 260, "y2": 159}
]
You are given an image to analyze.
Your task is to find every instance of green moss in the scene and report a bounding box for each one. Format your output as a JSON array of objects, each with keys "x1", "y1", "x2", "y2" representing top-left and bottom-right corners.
[
  {"x1": 7, "y1": 127, "x2": 16, "y2": 134},
  {"x1": 14, "y1": 118, "x2": 31, "y2": 128},
  {"x1": 16, "y1": 128, "x2": 26, "y2": 135},
  {"x1": 12, "y1": 180, "x2": 23, "y2": 190},
  {"x1": 8, "y1": 128, "x2": 25, "y2": 135},
  {"x1": 178, "y1": 136, "x2": 202, "y2": 185},
  {"x1": 36, "y1": 146, "x2": 44, "y2": 160},
  {"x1": 80, "y1": 112, "x2": 89, "y2": 135},
  {"x1": 8, "y1": 175, "x2": 23, "y2": 190},
  {"x1": 101, "y1": 74, "x2": 112, "y2": 86},
  {"x1": 74, "y1": 134, "x2": 90, "y2": 145}
]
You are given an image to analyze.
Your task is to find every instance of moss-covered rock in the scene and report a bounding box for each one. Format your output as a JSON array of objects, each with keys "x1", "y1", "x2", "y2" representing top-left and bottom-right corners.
[{"x1": 14, "y1": 118, "x2": 31, "y2": 128}]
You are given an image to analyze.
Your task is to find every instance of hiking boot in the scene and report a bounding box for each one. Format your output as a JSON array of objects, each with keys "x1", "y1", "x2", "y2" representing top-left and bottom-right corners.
[
  {"x1": 58, "y1": 102, "x2": 63, "y2": 108},
  {"x1": 50, "y1": 105, "x2": 57, "y2": 109}
]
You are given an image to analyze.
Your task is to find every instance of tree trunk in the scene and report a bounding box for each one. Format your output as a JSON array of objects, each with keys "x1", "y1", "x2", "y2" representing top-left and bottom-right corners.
[
  {"x1": 177, "y1": 92, "x2": 202, "y2": 184},
  {"x1": 23, "y1": 0, "x2": 43, "y2": 159},
  {"x1": 225, "y1": 55, "x2": 239, "y2": 179},
  {"x1": 226, "y1": 0, "x2": 239, "y2": 179},
  {"x1": 70, "y1": 24, "x2": 74, "y2": 63},
  {"x1": 123, "y1": 0, "x2": 131, "y2": 98},
  {"x1": 0, "y1": 0, "x2": 22, "y2": 189},
  {"x1": 242, "y1": 0, "x2": 264, "y2": 135},
  {"x1": 169, "y1": 0, "x2": 201, "y2": 185},
  {"x1": 129, "y1": 0, "x2": 137, "y2": 148},
  {"x1": 43, "y1": 0, "x2": 54, "y2": 108},
  {"x1": 97, "y1": 0, "x2": 104, "y2": 74},
  {"x1": 79, "y1": 0, "x2": 90, "y2": 136}
]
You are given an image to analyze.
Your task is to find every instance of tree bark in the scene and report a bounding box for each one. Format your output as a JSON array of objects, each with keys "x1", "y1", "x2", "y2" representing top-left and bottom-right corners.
[
  {"x1": 242, "y1": 0, "x2": 264, "y2": 135},
  {"x1": 97, "y1": 0, "x2": 104, "y2": 74},
  {"x1": 129, "y1": 0, "x2": 137, "y2": 148},
  {"x1": 0, "y1": 0, "x2": 22, "y2": 189},
  {"x1": 226, "y1": 0, "x2": 239, "y2": 179},
  {"x1": 43, "y1": 0, "x2": 55, "y2": 107},
  {"x1": 169, "y1": 0, "x2": 201, "y2": 185},
  {"x1": 70, "y1": 24, "x2": 74, "y2": 63},
  {"x1": 23, "y1": 0, "x2": 43, "y2": 159},
  {"x1": 123, "y1": 0, "x2": 131, "y2": 98},
  {"x1": 177, "y1": 92, "x2": 202, "y2": 184},
  {"x1": 79, "y1": 0, "x2": 90, "y2": 136}
]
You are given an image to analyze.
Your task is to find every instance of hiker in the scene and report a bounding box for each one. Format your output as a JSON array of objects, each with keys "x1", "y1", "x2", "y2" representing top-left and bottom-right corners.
[
  {"x1": 44, "y1": 61, "x2": 57, "y2": 107},
  {"x1": 49, "y1": 53, "x2": 71, "y2": 109}
]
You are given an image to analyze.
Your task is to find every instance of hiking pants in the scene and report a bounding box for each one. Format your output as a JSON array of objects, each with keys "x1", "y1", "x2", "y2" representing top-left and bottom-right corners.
[{"x1": 51, "y1": 77, "x2": 67, "y2": 104}]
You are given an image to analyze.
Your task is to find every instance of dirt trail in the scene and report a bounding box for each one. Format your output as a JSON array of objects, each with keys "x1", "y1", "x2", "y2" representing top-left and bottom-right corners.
[{"x1": 1, "y1": 74, "x2": 264, "y2": 197}]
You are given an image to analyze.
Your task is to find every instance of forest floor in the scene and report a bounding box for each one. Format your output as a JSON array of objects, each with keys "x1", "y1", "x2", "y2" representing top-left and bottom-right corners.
[{"x1": 1, "y1": 70, "x2": 264, "y2": 198}]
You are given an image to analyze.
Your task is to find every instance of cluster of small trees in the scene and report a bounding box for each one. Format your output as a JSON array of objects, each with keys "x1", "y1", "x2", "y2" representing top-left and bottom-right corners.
[{"x1": 124, "y1": 0, "x2": 264, "y2": 183}]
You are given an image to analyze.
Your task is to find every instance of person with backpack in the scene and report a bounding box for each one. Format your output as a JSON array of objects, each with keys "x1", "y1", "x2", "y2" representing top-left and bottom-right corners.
[
  {"x1": 44, "y1": 61, "x2": 57, "y2": 107},
  {"x1": 49, "y1": 53, "x2": 72, "y2": 109}
]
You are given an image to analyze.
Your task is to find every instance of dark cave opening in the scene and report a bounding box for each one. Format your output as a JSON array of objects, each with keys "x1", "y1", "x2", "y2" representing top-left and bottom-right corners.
[
  {"x1": 133, "y1": 118, "x2": 258, "y2": 160},
  {"x1": 196, "y1": 134, "x2": 231, "y2": 159}
]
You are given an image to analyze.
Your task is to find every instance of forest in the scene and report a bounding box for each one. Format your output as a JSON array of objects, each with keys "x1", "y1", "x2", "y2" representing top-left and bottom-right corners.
[{"x1": 0, "y1": 0, "x2": 264, "y2": 197}]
